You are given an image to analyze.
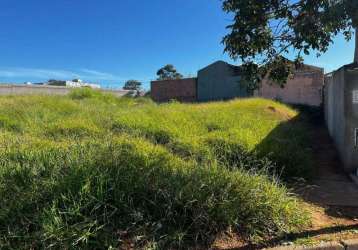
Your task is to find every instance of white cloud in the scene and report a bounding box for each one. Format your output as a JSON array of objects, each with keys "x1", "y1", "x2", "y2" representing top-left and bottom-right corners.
[
  {"x1": 79, "y1": 69, "x2": 126, "y2": 81},
  {"x1": 0, "y1": 68, "x2": 80, "y2": 79},
  {"x1": 0, "y1": 67, "x2": 126, "y2": 82}
]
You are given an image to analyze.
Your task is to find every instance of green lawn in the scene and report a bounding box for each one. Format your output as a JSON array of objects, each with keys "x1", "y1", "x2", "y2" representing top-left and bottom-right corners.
[{"x1": 0, "y1": 89, "x2": 313, "y2": 249}]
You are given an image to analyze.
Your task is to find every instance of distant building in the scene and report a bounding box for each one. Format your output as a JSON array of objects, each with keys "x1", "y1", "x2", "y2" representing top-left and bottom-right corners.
[
  {"x1": 151, "y1": 61, "x2": 248, "y2": 103},
  {"x1": 32, "y1": 82, "x2": 45, "y2": 85},
  {"x1": 46, "y1": 79, "x2": 101, "y2": 89},
  {"x1": 197, "y1": 61, "x2": 249, "y2": 102},
  {"x1": 151, "y1": 78, "x2": 197, "y2": 103},
  {"x1": 151, "y1": 60, "x2": 324, "y2": 106}
]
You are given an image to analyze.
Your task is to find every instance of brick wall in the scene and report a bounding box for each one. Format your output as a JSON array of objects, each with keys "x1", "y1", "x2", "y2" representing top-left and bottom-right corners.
[
  {"x1": 255, "y1": 68, "x2": 324, "y2": 106},
  {"x1": 151, "y1": 78, "x2": 197, "y2": 102}
]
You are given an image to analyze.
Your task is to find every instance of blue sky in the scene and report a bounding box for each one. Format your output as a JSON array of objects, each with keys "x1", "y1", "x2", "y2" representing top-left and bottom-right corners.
[{"x1": 0, "y1": 0, "x2": 355, "y2": 89}]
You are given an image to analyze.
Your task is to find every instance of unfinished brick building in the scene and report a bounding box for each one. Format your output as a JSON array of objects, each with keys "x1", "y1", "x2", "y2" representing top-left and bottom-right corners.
[{"x1": 150, "y1": 78, "x2": 197, "y2": 103}]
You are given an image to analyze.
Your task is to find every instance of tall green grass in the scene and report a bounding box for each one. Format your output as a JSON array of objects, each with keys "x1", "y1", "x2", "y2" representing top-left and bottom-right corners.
[{"x1": 0, "y1": 89, "x2": 312, "y2": 249}]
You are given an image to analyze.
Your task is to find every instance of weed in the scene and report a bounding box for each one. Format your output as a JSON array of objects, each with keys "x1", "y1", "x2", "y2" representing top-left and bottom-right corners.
[{"x1": 0, "y1": 92, "x2": 312, "y2": 249}]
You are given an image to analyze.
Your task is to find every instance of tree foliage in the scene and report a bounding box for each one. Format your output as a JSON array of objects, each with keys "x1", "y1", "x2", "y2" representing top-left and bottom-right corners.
[
  {"x1": 123, "y1": 80, "x2": 142, "y2": 91},
  {"x1": 156, "y1": 64, "x2": 183, "y2": 80},
  {"x1": 222, "y1": 0, "x2": 358, "y2": 87}
]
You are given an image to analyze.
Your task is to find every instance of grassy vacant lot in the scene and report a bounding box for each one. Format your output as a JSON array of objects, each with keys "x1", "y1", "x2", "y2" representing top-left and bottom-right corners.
[{"x1": 0, "y1": 89, "x2": 313, "y2": 249}]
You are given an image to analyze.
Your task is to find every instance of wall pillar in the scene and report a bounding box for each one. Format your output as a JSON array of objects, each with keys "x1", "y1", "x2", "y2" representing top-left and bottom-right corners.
[{"x1": 355, "y1": 27, "x2": 358, "y2": 64}]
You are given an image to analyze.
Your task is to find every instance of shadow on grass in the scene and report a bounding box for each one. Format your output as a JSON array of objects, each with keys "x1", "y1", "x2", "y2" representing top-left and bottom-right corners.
[
  {"x1": 238, "y1": 104, "x2": 358, "y2": 249},
  {"x1": 254, "y1": 105, "x2": 323, "y2": 180},
  {"x1": 197, "y1": 104, "x2": 356, "y2": 250}
]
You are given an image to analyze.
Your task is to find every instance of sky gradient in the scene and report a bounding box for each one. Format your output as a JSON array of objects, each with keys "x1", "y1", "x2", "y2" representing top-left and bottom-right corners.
[{"x1": 0, "y1": 0, "x2": 355, "y2": 89}]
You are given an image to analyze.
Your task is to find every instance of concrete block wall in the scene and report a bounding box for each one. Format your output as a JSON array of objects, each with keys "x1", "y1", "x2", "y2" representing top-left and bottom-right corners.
[
  {"x1": 151, "y1": 78, "x2": 197, "y2": 102},
  {"x1": 256, "y1": 68, "x2": 324, "y2": 107},
  {"x1": 0, "y1": 84, "x2": 131, "y2": 97},
  {"x1": 102, "y1": 89, "x2": 133, "y2": 97},
  {"x1": 325, "y1": 64, "x2": 358, "y2": 172},
  {"x1": 0, "y1": 84, "x2": 72, "y2": 95}
]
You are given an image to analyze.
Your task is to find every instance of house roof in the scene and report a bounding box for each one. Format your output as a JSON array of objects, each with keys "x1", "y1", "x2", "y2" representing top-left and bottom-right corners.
[{"x1": 198, "y1": 60, "x2": 242, "y2": 75}]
